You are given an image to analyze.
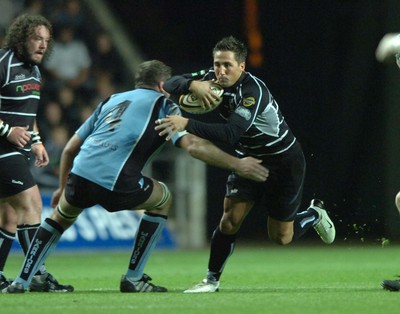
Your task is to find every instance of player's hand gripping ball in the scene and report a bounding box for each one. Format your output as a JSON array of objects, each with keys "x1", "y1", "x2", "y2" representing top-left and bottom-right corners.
[{"x1": 179, "y1": 83, "x2": 224, "y2": 114}]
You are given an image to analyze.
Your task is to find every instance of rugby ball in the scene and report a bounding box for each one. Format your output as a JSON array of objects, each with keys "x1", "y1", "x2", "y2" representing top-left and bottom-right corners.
[{"x1": 179, "y1": 83, "x2": 224, "y2": 114}]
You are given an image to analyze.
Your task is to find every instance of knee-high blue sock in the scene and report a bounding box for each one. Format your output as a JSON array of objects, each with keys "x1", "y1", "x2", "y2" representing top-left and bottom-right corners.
[
  {"x1": 126, "y1": 212, "x2": 166, "y2": 281},
  {"x1": 17, "y1": 224, "x2": 47, "y2": 275},
  {"x1": 14, "y1": 218, "x2": 64, "y2": 289}
]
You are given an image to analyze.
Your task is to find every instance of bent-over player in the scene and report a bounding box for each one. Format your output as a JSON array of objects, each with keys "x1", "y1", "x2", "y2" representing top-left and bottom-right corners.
[{"x1": 3, "y1": 60, "x2": 268, "y2": 293}]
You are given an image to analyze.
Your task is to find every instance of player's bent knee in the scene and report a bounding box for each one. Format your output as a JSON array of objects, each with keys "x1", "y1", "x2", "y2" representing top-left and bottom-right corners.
[
  {"x1": 48, "y1": 204, "x2": 80, "y2": 230},
  {"x1": 272, "y1": 235, "x2": 293, "y2": 245},
  {"x1": 268, "y1": 218, "x2": 294, "y2": 245},
  {"x1": 219, "y1": 224, "x2": 237, "y2": 234},
  {"x1": 269, "y1": 230, "x2": 294, "y2": 245},
  {"x1": 154, "y1": 181, "x2": 171, "y2": 210},
  {"x1": 55, "y1": 204, "x2": 79, "y2": 224}
]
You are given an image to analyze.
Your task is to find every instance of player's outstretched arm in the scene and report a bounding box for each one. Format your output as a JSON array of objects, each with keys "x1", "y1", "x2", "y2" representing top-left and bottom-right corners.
[
  {"x1": 51, "y1": 134, "x2": 83, "y2": 208},
  {"x1": 178, "y1": 134, "x2": 268, "y2": 182}
]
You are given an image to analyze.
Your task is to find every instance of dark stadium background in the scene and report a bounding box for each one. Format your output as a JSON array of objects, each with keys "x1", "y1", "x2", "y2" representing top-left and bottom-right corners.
[{"x1": 107, "y1": 0, "x2": 400, "y2": 243}]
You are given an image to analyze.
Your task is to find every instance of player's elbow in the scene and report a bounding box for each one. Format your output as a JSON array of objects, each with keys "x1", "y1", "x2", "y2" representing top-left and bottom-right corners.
[
  {"x1": 186, "y1": 141, "x2": 205, "y2": 159},
  {"x1": 179, "y1": 135, "x2": 205, "y2": 158}
]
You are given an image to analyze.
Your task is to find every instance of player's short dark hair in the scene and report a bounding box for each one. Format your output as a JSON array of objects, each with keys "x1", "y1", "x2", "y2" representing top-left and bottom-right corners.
[
  {"x1": 135, "y1": 60, "x2": 172, "y2": 88},
  {"x1": 2, "y1": 14, "x2": 54, "y2": 59},
  {"x1": 213, "y1": 36, "x2": 248, "y2": 63}
]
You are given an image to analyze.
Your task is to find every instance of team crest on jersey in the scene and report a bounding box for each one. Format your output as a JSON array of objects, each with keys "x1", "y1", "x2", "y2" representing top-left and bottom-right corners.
[
  {"x1": 243, "y1": 97, "x2": 256, "y2": 107},
  {"x1": 235, "y1": 107, "x2": 251, "y2": 120}
]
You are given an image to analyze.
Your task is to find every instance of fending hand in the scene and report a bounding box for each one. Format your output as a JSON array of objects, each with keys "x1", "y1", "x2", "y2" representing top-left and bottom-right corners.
[{"x1": 155, "y1": 115, "x2": 189, "y2": 141}]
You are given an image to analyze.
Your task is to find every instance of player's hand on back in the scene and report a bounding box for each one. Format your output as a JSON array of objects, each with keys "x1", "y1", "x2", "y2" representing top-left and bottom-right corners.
[{"x1": 235, "y1": 157, "x2": 269, "y2": 182}]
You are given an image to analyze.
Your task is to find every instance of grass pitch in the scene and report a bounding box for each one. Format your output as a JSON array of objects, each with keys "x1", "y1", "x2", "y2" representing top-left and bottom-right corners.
[{"x1": 1, "y1": 244, "x2": 399, "y2": 314}]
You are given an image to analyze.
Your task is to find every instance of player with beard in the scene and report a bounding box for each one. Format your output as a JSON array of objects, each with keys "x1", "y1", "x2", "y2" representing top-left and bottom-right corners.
[{"x1": 0, "y1": 14, "x2": 73, "y2": 292}]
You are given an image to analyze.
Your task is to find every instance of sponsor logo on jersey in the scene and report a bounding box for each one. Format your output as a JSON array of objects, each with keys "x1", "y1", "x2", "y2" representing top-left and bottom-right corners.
[
  {"x1": 89, "y1": 138, "x2": 118, "y2": 151},
  {"x1": 15, "y1": 83, "x2": 40, "y2": 93},
  {"x1": 235, "y1": 107, "x2": 251, "y2": 120},
  {"x1": 243, "y1": 97, "x2": 256, "y2": 107}
]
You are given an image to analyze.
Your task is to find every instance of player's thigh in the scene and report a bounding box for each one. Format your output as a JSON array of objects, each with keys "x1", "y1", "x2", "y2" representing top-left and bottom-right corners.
[
  {"x1": 0, "y1": 155, "x2": 37, "y2": 200},
  {"x1": 266, "y1": 148, "x2": 305, "y2": 222},
  {"x1": 4, "y1": 185, "x2": 42, "y2": 225},
  {"x1": 0, "y1": 202, "x2": 18, "y2": 231}
]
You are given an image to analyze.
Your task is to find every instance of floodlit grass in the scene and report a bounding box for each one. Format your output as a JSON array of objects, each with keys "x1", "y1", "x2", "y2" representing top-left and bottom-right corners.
[{"x1": 1, "y1": 244, "x2": 400, "y2": 314}]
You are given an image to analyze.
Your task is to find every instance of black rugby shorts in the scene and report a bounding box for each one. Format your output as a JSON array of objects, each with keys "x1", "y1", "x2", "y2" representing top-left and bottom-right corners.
[
  {"x1": 64, "y1": 173, "x2": 154, "y2": 212},
  {"x1": 225, "y1": 142, "x2": 305, "y2": 221},
  {"x1": 0, "y1": 155, "x2": 36, "y2": 198}
]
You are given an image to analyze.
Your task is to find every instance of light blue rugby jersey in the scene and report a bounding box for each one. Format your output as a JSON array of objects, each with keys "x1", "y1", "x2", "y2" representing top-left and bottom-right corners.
[{"x1": 71, "y1": 88, "x2": 185, "y2": 193}]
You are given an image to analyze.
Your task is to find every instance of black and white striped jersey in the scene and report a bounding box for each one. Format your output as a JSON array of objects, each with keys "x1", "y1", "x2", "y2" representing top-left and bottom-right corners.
[
  {"x1": 0, "y1": 49, "x2": 41, "y2": 158},
  {"x1": 164, "y1": 68, "x2": 297, "y2": 157}
]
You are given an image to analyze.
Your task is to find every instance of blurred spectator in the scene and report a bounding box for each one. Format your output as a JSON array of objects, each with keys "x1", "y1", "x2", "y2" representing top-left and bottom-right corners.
[
  {"x1": 52, "y1": 0, "x2": 87, "y2": 38},
  {"x1": 31, "y1": 124, "x2": 70, "y2": 189},
  {"x1": 57, "y1": 84, "x2": 82, "y2": 133},
  {"x1": 44, "y1": 24, "x2": 92, "y2": 100},
  {"x1": 0, "y1": 0, "x2": 24, "y2": 35},
  {"x1": 22, "y1": 0, "x2": 45, "y2": 15},
  {"x1": 95, "y1": 72, "x2": 117, "y2": 100},
  {"x1": 91, "y1": 31, "x2": 126, "y2": 87},
  {"x1": 38, "y1": 100, "x2": 64, "y2": 143},
  {"x1": 78, "y1": 104, "x2": 95, "y2": 124}
]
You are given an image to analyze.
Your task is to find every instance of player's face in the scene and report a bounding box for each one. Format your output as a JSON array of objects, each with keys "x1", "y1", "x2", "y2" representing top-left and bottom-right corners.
[
  {"x1": 213, "y1": 51, "x2": 245, "y2": 88},
  {"x1": 24, "y1": 25, "x2": 51, "y2": 65}
]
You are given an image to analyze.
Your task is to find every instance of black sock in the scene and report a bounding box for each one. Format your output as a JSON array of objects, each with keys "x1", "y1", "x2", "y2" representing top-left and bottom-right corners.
[
  {"x1": 19, "y1": 218, "x2": 64, "y2": 282},
  {"x1": 0, "y1": 228, "x2": 15, "y2": 273},
  {"x1": 17, "y1": 223, "x2": 40, "y2": 254},
  {"x1": 206, "y1": 227, "x2": 236, "y2": 281},
  {"x1": 293, "y1": 208, "x2": 318, "y2": 240},
  {"x1": 17, "y1": 223, "x2": 47, "y2": 275}
]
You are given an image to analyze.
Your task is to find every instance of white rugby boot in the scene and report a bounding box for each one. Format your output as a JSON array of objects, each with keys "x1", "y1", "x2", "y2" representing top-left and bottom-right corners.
[
  {"x1": 310, "y1": 199, "x2": 336, "y2": 244},
  {"x1": 184, "y1": 278, "x2": 220, "y2": 293}
]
